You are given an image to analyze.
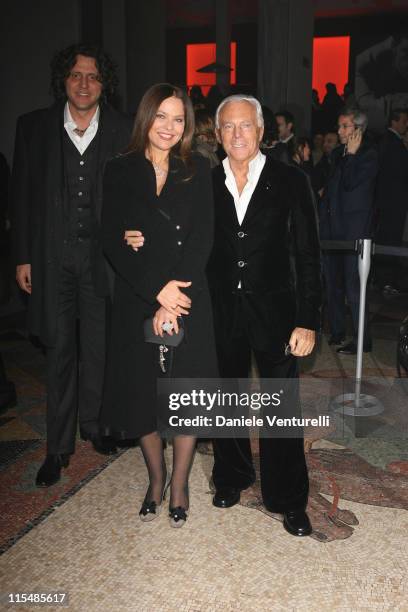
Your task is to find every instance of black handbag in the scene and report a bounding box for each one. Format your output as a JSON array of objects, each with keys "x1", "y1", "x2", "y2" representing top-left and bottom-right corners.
[{"x1": 144, "y1": 317, "x2": 184, "y2": 373}]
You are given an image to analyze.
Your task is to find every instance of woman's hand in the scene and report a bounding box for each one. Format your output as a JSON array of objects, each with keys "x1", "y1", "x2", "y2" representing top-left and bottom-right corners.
[
  {"x1": 16, "y1": 264, "x2": 32, "y2": 294},
  {"x1": 156, "y1": 280, "x2": 192, "y2": 316},
  {"x1": 124, "y1": 230, "x2": 144, "y2": 251},
  {"x1": 153, "y1": 306, "x2": 180, "y2": 336}
]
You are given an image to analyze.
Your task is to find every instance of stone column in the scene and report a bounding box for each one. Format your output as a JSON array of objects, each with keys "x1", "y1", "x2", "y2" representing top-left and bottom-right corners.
[{"x1": 258, "y1": 0, "x2": 314, "y2": 133}]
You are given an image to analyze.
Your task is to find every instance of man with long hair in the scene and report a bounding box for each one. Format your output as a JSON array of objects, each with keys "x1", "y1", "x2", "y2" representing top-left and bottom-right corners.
[{"x1": 11, "y1": 43, "x2": 132, "y2": 486}]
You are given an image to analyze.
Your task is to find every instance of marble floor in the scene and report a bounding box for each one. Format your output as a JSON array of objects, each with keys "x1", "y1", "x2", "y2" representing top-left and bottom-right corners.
[{"x1": 1, "y1": 288, "x2": 408, "y2": 611}]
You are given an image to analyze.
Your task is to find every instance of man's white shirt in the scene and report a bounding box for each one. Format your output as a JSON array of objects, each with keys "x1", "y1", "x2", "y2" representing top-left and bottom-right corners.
[
  {"x1": 223, "y1": 150, "x2": 266, "y2": 288},
  {"x1": 64, "y1": 103, "x2": 100, "y2": 155},
  {"x1": 223, "y1": 150, "x2": 266, "y2": 226},
  {"x1": 280, "y1": 133, "x2": 294, "y2": 144}
]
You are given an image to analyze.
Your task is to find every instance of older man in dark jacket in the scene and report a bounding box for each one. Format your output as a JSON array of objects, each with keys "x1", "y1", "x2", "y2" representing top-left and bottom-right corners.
[
  {"x1": 207, "y1": 95, "x2": 321, "y2": 537},
  {"x1": 320, "y1": 108, "x2": 378, "y2": 354},
  {"x1": 11, "y1": 44, "x2": 132, "y2": 486}
]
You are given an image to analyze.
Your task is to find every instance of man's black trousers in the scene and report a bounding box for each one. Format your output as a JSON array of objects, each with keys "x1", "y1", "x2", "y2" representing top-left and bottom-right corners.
[
  {"x1": 46, "y1": 239, "x2": 106, "y2": 455},
  {"x1": 212, "y1": 297, "x2": 309, "y2": 513},
  {"x1": 322, "y1": 251, "x2": 371, "y2": 343}
]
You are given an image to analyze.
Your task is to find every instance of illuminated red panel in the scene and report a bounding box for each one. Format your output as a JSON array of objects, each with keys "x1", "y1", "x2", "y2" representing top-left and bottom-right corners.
[
  {"x1": 187, "y1": 42, "x2": 237, "y2": 96},
  {"x1": 312, "y1": 36, "x2": 350, "y2": 102}
]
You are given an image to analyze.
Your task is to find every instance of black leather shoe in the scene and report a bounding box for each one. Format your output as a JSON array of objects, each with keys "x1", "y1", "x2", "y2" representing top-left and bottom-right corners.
[
  {"x1": 213, "y1": 486, "x2": 241, "y2": 508},
  {"x1": 35, "y1": 454, "x2": 70, "y2": 487},
  {"x1": 81, "y1": 432, "x2": 117, "y2": 455},
  {"x1": 91, "y1": 436, "x2": 117, "y2": 456},
  {"x1": 283, "y1": 510, "x2": 312, "y2": 537},
  {"x1": 0, "y1": 381, "x2": 17, "y2": 414},
  {"x1": 337, "y1": 341, "x2": 372, "y2": 355},
  {"x1": 328, "y1": 334, "x2": 345, "y2": 346}
]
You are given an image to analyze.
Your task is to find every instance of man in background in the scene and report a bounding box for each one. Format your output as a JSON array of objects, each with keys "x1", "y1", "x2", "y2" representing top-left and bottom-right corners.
[
  {"x1": 274, "y1": 110, "x2": 296, "y2": 162},
  {"x1": 312, "y1": 131, "x2": 339, "y2": 198},
  {"x1": 320, "y1": 108, "x2": 378, "y2": 353},
  {"x1": 375, "y1": 108, "x2": 408, "y2": 295}
]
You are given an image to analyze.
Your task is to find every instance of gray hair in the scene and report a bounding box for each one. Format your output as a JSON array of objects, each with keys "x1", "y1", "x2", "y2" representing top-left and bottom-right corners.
[
  {"x1": 340, "y1": 106, "x2": 369, "y2": 133},
  {"x1": 215, "y1": 94, "x2": 264, "y2": 129}
]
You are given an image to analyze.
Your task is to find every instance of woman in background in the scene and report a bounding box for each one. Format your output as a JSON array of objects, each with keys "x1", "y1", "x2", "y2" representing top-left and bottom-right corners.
[
  {"x1": 292, "y1": 136, "x2": 314, "y2": 178},
  {"x1": 193, "y1": 109, "x2": 220, "y2": 168}
]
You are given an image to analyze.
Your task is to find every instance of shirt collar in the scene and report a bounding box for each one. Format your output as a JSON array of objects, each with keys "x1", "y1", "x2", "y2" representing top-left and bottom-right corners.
[
  {"x1": 223, "y1": 150, "x2": 265, "y2": 183},
  {"x1": 388, "y1": 127, "x2": 403, "y2": 140},
  {"x1": 64, "y1": 102, "x2": 100, "y2": 129},
  {"x1": 280, "y1": 133, "x2": 294, "y2": 144}
]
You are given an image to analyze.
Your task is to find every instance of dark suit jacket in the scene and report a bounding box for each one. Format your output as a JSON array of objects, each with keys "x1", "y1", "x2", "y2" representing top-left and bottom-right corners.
[
  {"x1": 375, "y1": 129, "x2": 408, "y2": 245},
  {"x1": 10, "y1": 103, "x2": 132, "y2": 346},
  {"x1": 319, "y1": 142, "x2": 379, "y2": 241},
  {"x1": 207, "y1": 156, "x2": 322, "y2": 352}
]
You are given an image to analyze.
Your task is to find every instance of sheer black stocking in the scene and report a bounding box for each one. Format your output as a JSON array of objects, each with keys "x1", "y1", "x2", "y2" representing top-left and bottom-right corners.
[
  {"x1": 139, "y1": 431, "x2": 167, "y2": 504},
  {"x1": 170, "y1": 436, "x2": 196, "y2": 509}
]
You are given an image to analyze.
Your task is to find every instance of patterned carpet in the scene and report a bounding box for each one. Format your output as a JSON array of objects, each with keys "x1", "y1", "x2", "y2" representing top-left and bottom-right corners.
[
  {"x1": 0, "y1": 290, "x2": 408, "y2": 609},
  {"x1": 0, "y1": 332, "x2": 126, "y2": 554}
]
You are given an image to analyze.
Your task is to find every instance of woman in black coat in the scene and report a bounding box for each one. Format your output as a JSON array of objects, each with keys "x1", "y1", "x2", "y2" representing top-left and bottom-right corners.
[{"x1": 100, "y1": 84, "x2": 217, "y2": 527}]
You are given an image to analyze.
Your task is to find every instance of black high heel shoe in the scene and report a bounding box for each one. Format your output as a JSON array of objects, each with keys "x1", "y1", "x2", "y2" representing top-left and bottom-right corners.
[
  {"x1": 139, "y1": 476, "x2": 170, "y2": 523},
  {"x1": 169, "y1": 485, "x2": 189, "y2": 528},
  {"x1": 169, "y1": 506, "x2": 188, "y2": 528}
]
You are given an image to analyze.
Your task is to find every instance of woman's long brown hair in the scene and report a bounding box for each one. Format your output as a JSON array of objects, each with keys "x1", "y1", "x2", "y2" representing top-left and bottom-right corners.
[{"x1": 126, "y1": 83, "x2": 195, "y2": 176}]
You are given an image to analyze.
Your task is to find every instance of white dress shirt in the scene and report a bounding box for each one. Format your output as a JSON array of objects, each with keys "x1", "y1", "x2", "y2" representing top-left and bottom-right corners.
[
  {"x1": 64, "y1": 103, "x2": 100, "y2": 155},
  {"x1": 223, "y1": 150, "x2": 266, "y2": 226},
  {"x1": 280, "y1": 133, "x2": 294, "y2": 144},
  {"x1": 223, "y1": 150, "x2": 266, "y2": 288}
]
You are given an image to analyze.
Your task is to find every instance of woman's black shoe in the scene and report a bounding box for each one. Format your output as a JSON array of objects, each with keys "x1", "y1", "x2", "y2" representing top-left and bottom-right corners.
[
  {"x1": 139, "y1": 477, "x2": 170, "y2": 523},
  {"x1": 169, "y1": 506, "x2": 188, "y2": 528}
]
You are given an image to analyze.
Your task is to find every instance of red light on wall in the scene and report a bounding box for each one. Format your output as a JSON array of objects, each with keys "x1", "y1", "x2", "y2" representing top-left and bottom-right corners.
[
  {"x1": 312, "y1": 36, "x2": 350, "y2": 102},
  {"x1": 186, "y1": 43, "x2": 236, "y2": 96}
]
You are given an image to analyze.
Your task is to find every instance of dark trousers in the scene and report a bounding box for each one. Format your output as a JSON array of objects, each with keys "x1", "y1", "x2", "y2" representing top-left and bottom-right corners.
[
  {"x1": 212, "y1": 299, "x2": 309, "y2": 513},
  {"x1": 375, "y1": 214, "x2": 407, "y2": 289},
  {"x1": 46, "y1": 240, "x2": 106, "y2": 454},
  {"x1": 322, "y1": 251, "x2": 371, "y2": 343}
]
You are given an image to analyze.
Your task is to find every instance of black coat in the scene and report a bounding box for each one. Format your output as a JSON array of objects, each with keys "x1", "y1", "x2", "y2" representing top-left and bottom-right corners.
[
  {"x1": 375, "y1": 129, "x2": 408, "y2": 245},
  {"x1": 207, "y1": 156, "x2": 322, "y2": 352},
  {"x1": 319, "y1": 143, "x2": 379, "y2": 241},
  {"x1": 10, "y1": 103, "x2": 132, "y2": 346},
  {"x1": 100, "y1": 152, "x2": 218, "y2": 439}
]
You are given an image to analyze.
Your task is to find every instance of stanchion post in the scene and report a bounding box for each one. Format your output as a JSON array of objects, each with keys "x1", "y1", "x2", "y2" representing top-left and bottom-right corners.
[
  {"x1": 331, "y1": 237, "x2": 383, "y2": 418},
  {"x1": 355, "y1": 239, "x2": 372, "y2": 407}
]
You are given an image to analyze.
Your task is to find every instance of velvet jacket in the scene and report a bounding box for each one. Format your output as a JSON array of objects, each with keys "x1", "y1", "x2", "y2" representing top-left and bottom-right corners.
[{"x1": 207, "y1": 156, "x2": 322, "y2": 352}]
